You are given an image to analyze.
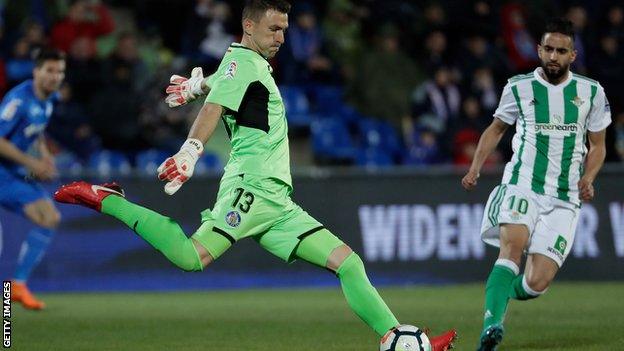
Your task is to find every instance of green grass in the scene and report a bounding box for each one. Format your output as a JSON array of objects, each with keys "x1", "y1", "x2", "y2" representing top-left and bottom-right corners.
[{"x1": 11, "y1": 282, "x2": 624, "y2": 350}]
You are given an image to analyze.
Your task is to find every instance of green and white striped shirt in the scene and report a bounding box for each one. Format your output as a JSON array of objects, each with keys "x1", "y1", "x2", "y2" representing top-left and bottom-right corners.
[{"x1": 496, "y1": 68, "x2": 611, "y2": 206}]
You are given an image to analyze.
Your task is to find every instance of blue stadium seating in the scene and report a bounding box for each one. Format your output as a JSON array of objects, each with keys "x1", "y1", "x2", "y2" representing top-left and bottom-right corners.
[
  {"x1": 356, "y1": 118, "x2": 402, "y2": 162},
  {"x1": 194, "y1": 152, "x2": 223, "y2": 174},
  {"x1": 311, "y1": 118, "x2": 357, "y2": 163},
  {"x1": 280, "y1": 85, "x2": 313, "y2": 129},
  {"x1": 54, "y1": 152, "x2": 84, "y2": 176},
  {"x1": 135, "y1": 149, "x2": 170, "y2": 175},
  {"x1": 87, "y1": 150, "x2": 132, "y2": 176},
  {"x1": 355, "y1": 147, "x2": 393, "y2": 168},
  {"x1": 309, "y1": 85, "x2": 343, "y2": 115}
]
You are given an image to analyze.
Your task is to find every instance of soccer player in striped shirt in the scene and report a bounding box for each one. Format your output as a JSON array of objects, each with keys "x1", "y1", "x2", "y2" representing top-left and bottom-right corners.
[{"x1": 462, "y1": 18, "x2": 611, "y2": 350}]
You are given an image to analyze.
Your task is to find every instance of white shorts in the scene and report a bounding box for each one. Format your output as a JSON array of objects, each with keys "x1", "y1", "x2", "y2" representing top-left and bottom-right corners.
[{"x1": 481, "y1": 184, "x2": 580, "y2": 267}]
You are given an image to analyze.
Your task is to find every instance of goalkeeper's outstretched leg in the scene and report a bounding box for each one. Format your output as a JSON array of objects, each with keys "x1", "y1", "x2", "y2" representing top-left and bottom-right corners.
[{"x1": 54, "y1": 181, "x2": 213, "y2": 271}]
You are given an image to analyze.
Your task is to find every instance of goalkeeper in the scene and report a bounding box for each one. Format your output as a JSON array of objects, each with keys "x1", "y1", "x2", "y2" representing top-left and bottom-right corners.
[{"x1": 55, "y1": 1, "x2": 455, "y2": 348}]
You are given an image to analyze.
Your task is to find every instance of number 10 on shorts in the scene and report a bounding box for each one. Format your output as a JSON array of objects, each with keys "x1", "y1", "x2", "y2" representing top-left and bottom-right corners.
[{"x1": 508, "y1": 195, "x2": 528, "y2": 216}]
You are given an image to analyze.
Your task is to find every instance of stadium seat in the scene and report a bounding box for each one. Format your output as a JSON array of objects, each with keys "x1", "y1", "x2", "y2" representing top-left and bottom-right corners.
[
  {"x1": 356, "y1": 118, "x2": 402, "y2": 160},
  {"x1": 309, "y1": 85, "x2": 344, "y2": 115},
  {"x1": 311, "y1": 119, "x2": 357, "y2": 164},
  {"x1": 280, "y1": 85, "x2": 313, "y2": 129},
  {"x1": 357, "y1": 118, "x2": 383, "y2": 148},
  {"x1": 54, "y1": 152, "x2": 84, "y2": 176},
  {"x1": 194, "y1": 152, "x2": 223, "y2": 175},
  {"x1": 87, "y1": 150, "x2": 132, "y2": 176},
  {"x1": 378, "y1": 121, "x2": 403, "y2": 157},
  {"x1": 356, "y1": 147, "x2": 393, "y2": 168},
  {"x1": 135, "y1": 149, "x2": 170, "y2": 176}
]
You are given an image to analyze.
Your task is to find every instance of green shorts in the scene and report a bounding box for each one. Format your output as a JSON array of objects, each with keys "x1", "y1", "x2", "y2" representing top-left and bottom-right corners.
[{"x1": 191, "y1": 174, "x2": 337, "y2": 262}]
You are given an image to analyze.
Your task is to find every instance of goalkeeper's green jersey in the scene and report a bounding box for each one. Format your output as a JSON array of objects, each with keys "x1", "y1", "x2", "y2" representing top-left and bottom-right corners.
[{"x1": 206, "y1": 43, "x2": 291, "y2": 188}]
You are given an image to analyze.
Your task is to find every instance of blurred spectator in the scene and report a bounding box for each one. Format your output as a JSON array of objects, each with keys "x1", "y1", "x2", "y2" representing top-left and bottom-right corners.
[
  {"x1": 613, "y1": 111, "x2": 624, "y2": 162},
  {"x1": 501, "y1": 3, "x2": 538, "y2": 72},
  {"x1": 460, "y1": 34, "x2": 511, "y2": 86},
  {"x1": 143, "y1": 101, "x2": 195, "y2": 153},
  {"x1": 455, "y1": 1, "x2": 499, "y2": 41},
  {"x1": 279, "y1": 3, "x2": 334, "y2": 84},
  {"x1": 140, "y1": 67, "x2": 196, "y2": 153},
  {"x1": 452, "y1": 128, "x2": 480, "y2": 166},
  {"x1": 2, "y1": 0, "x2": 61, "y2": 34},
  {"x1": 589, "y1": 35, "x2": 624, "y2": 103},
  {"x1": 323, "y1": 0, "x2": 364, "y2": 80},
  {"x1": 452, "y1": 126, "x2": 501, "y2": 166},
  {"x1": 47, "y1": 82, "x2": 100, "y2": 160},
  {"x1": 22, "y1": 20, "x2": 47, "y2": 50},
  {"x1": 51, "y1": 0, "x2": 114, "y2": 59},
  {"x1": 466, "y1": 67, "x2": 499, "y2": 114},
  {"x1": 403, "y1": 128, "x2": 442, "y2": 165},
  {"x1": 101, "y1": 31, "x2": 149, "y2": 93},
  {"x1": 421, "y1": 30, "x2": 452, "y2": 73},
  {"x1": 0, "y1": 58, "x2": 6, "y2": 97},
  {"x1": 182, "y1": 0, "x2": 237, "y2": 70},
  {"x1": 64, "y1": 36, "x2": 101, "y2": 104},
  {"x1": 411, "y1": 65, "x2": 461, "y2": 136},
  {"x1": 454, "y1": 96, "x2": 490, "y2": 133},
  {"x1": 6, "y1": 39, "x2": 34, "y2": 85},
  {"x1": 347, "y1": 24, "x2": 423, "y2": 134},
  {"x1": 566, "y1": 5, "x2": 589, "y2": 74},
  {"x1": 415, "y1": 2, "x2": 449, "y2": 36},
  {"x1": 604, "y1": 5, "x2": 624, "y2": 43},
  {"x1": 90, "y1": 63, "x2": 148, "y2": 153}
]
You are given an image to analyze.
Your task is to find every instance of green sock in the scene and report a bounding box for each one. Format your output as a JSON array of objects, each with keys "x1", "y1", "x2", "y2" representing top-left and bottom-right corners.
[
  {"x1": 101, "y1": 195, "x2": 203, "y2": 272},
  {"x1": 510, "y1": 275, "x2": 539, "y2": 300},
  {"x1": 482, "y1": 260, "x2": 518, "y2": 330},
  {"x1": 336, "y1": 253, "x2": 399, "y2": 336}
]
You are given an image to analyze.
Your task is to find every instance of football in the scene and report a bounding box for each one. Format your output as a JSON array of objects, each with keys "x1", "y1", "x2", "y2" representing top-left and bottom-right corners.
[{"x1": 379, "y1": 325, "x2": 432, "y2": 351}]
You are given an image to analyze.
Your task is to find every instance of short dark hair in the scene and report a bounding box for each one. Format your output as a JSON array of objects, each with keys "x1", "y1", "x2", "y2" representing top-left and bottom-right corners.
[
  {"x1": 33, "y1": 48, "x2": 66, "y2": 67},
  {"x1": 542, "y1": 18, "x2": 576, "y2": 44},
  {"x1": 242, "y1": 0, "x2": 291, "y2": 22}
]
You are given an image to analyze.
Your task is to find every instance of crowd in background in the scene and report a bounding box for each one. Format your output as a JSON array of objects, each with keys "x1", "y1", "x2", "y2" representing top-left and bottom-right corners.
[{"x1": 1, "y1": 0, "x2": 623, "y2": 171}]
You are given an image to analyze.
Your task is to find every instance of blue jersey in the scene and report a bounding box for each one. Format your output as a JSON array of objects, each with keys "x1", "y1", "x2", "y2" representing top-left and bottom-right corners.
[{"x1": 0, "y1": 80, "x2": 57, "y2": 176}]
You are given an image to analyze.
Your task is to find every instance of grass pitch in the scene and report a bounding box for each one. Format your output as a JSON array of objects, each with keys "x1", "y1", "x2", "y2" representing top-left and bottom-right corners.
[{"x1": 11, "y1": 282, "x2": 624, "y2": 350}]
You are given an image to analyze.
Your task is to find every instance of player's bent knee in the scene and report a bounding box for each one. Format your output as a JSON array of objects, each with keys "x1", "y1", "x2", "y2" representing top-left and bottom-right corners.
[
  {"x1": 167, "y1": 239, "x2": 207, "y2": 272},
  {"x1": 176, "y1": 254, "x2": 204, "y2": 272},
  {"x1": 327, "y1": 244, "x2": 353, "y2": 272},
  {"x1": 525, "y1": 275, "x2": 551, "y2": 294},
  {"x1": 192, "y1": 238, "x2": 214, "y2": 269},
  {"x1": 335, "y1": 251, "x2": 365, "y2": 278}
]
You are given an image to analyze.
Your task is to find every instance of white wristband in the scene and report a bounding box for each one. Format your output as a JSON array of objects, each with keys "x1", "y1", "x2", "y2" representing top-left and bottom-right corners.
[
  {"x1": 181, "y1": 138, "x2": 204, "y2": 160},
  {"x1": 190, "y1": 78, "x2": 205, "y2": 97}
]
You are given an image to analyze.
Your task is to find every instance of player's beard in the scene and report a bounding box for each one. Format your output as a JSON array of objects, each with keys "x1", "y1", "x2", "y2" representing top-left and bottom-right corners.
[{"x1": 541, "y1": 61, "x2": 569, "y2": 82}]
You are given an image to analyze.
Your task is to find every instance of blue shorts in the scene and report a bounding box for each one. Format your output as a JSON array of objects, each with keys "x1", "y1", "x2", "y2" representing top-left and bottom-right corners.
[{"x1": 0, "y1": 172, "x2": 49, "y2": 214}]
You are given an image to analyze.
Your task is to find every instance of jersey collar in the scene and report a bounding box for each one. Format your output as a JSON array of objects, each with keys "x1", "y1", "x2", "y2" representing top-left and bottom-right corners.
[
  {"x1": 230, "y1": 42, "x2": 270, "y2": 62},
  {"x1": 533, "y1": 67, "x2": 574, "y2": 89}
]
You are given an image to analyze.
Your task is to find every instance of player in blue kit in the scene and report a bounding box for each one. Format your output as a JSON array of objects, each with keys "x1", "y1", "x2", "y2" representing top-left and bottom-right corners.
[{"x1": 0, "y1": 49, "x2": 66, "y2": 310}]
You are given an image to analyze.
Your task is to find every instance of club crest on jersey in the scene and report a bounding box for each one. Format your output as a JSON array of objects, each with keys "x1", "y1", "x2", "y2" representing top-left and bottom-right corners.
[
  {"x1": 571, "y1": 96, "x2": 585, "y2": 107},
  {"x1": 554, "y1": 235, "x2": 567, "y2": 255},
  {"x1": 224, "y1": 61, "x2": 237, "y2": 79},
  {"x1": 225, "y1": 211, "x2": 241, "y2": 227},
  {"x1": 552, "y1": 114, "x2": 562, "y2": 124}
]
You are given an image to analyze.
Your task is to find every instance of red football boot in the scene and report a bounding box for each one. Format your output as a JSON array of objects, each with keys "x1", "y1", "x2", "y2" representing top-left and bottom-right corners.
[
  {"x1": 429, "y1": 329, "x2": 458, "y2": 351},
  {"x1": 54, "y1": 181, "x2": 125, "y2": 212}
]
